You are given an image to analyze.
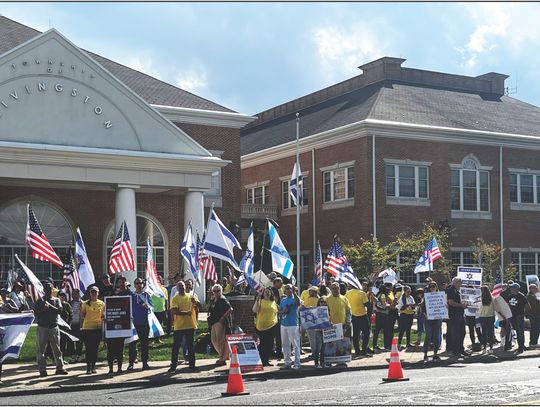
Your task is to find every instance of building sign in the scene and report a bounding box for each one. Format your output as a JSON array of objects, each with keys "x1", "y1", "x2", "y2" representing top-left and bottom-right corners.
[{"x1": 104, "y1": 296, "x2": 132, "y2": 338}]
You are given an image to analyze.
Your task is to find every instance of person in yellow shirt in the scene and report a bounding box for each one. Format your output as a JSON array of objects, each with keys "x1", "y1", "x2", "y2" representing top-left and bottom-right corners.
[
  {"x1": 252, "y1": 288, "x2": 278, "y2": 366},
  {"x1": 168, "y1": 281, "x2": 198, "y2": 372},
  {"x1": 325, "y1": 282, "x2": 352, "y2": 366},
  {"x1": 345, "y1": 285, "x2": 372, "y2": 357},
  {"x1": 301, "y1": 286, "x2": 320, "y2": 366},
  {"x1": 397, "y1": 285, "x2": 416, "y2": 350},
  {"x1": 300, "y1": 285, "x2": 312, "y2": 303},
  {"x1": 81, "y1": 287, "x2": 105, "y2": 374}
]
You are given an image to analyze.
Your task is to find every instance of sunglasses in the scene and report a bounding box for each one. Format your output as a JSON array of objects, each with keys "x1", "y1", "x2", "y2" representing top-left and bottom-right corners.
[{"x1": 135, "y1": 281, "x2": 143, "y2": 285}]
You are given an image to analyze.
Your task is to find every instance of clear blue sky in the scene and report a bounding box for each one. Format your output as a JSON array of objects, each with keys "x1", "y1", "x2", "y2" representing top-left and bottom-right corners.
[{"x1": 3, "y1": 3, "x2": 540, "y2": 115}]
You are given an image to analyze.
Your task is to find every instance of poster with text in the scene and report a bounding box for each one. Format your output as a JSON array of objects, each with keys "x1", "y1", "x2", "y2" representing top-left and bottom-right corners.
[
  {"x1": 460, "y1": 287, "x2": 482, "y2": 309},
  {"x1": 324, "y1": 337, "x2": 352, "y2": 364},
  {"x1": 457, "y1": 266, "x2": 483, "y2": 287},
  {"x1": 104, "y1": 296, "x2": 132, "y2": 338},
  {"x1": 323, "y1": 323, "x2": 344, "y2": 343},
  {"x1": 424, "y1": 291, "x2": 449, "y2": 320},
  {"x1": 226, "y1": 333, "x2": 263, "y2": 372}
]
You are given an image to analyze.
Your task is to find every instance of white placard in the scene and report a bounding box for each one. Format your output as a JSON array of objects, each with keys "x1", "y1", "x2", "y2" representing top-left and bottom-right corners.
[
  {"x1": 457, "y1": 266, "x2": 483, "y2": 287},
  {"x1": 424, "y1": 291, "x2": 449, "y2": 320},
  {"x1": 322, "y1": 323, "x2": 344, "y2": 343},
  {"x1": 460, "y1": 287, "x2": 482, "y2": 309}
]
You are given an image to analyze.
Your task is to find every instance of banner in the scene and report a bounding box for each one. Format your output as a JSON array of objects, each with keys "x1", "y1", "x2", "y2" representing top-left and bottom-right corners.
[
  {"x1": 324, "y1": 338, "x2": 352, "y2": 364},
  {"x1": 226, "y1": 333, "x2": 263, "y2": 372},
  {"x1": 300, "y1": 306, "x2": 332, "y2": 331},
  {"x1": 105, "y1": 296, "x2": 132, "y2": 338},
  {"x1": 460, "y1": 287, "x2": 482, "y2": 309},
  {"x1": 0, "y1": 313, "x2": 34, "y2": 363},
  {"x1": 457, "y1": 266, "x2": 482, "y2": 287},
  {"x1": 322, "y1": 323, "x2": 344, "y2": 343},
  {"x1": 424, "y1": 291, "x2": 449, "y2": 320}
]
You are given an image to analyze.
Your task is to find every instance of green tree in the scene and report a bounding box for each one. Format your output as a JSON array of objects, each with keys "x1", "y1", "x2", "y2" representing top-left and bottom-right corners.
[
  {"x1": 504, "y1": 262, "x2": 518, "y2": 282},
  {"x1": 471, "y1": 238, "x2": 502, "y2": 286},
  {"x1": 343, "y1": 237, "x2": 391, "y2": 280}
]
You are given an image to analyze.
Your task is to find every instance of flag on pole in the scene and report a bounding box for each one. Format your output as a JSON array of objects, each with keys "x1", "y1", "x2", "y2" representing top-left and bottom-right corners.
[
  {"x1": 181, "y1": 221, "x2": 199, "y2": 283},
  {"x1": 314, "y1": 240, "x2": 323, "y2": 284},
  {"x1": 15, "y1": 254, "x2": 44, "y2": 303},
  {"x1": 197, "y1": 233, "x2": 217, "y2": 284},
  {"x1": 323, "y1": 237, "x2": 361, "y2": 289},
  {"x1": 62, "y1": 248, "x2": 79, "y2": 301},
  {"x1": 268, "y1": 220, "x2": 294, "y2": 280},
  {"x1": 203, "y1": 209, "x2": 241, "y2": 270},
  {"x1": 0, "y1": 313, "x2": 35, "y2": 363},
  {"x1": 239, "y1": 222, "x2": 255, "y2": 277},
  {"x1": 108, "y1": 221, "x2": 135, "y2": 274},
  {"x1": 26, "y1": 204, "x2": 63, "y2": 269},
  {"x1": 289, "y1": 162, "x2": 303, "y2": 207},
  {"x1": 491, "y1": 265, "x2": 504, "y2": 297},
  {"x1": 75, "y1": 227, "x2": 95, "y2": 295},
  {"x1": 145, "y1": 239, "x2": 165, "y2": 298},
  {"x1": 414, "y1": 236, "x2": 442, "y2": 274}
]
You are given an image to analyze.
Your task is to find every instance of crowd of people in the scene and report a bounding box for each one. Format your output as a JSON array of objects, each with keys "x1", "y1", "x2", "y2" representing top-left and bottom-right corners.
[{"x1": 1, "y1": 270, "x2": 540, "y2": 384}]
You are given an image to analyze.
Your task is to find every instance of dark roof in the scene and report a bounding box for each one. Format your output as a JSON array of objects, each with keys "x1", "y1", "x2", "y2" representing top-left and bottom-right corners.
[
  {"x1": 241, "y1": 80, "x2": 540, "y2": 156},
  {"x1": 0, "y1": 16, "x2": 234, "y2": 112}
]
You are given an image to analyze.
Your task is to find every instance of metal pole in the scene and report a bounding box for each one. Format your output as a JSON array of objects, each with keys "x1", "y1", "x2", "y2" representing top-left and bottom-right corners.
[
  {"x1": 296, "y1": 113, "x2": 301, "y2": 293},
  {"x1": 500, "y1": 146, "x2": 504, "y2": 271}
]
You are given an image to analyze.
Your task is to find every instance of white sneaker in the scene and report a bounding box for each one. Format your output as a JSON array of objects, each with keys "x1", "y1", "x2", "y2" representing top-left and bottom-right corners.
[
  {"x1": 292, "y1": 365, "x2": 300, "y2": 370},
  {"x1": 316, "y1": 364, "x2": 323, "y2": 369}
]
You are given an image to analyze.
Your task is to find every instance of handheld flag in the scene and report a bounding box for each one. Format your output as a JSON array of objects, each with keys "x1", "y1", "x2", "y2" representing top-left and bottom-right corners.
[
  {"x1": 289, "y1": 162, "x2": 303, "y2": 207},
  {"x1": 109, "y1": 221, "x2": 135, "y2": 274},
  {"x1": 491, "y1": 265, "x2": 503, "y2": 297},
  {"x1": 26, "y1": 204, "x2": 63, "y2": 269},
  {"x1": 145, "y1": 239, "x2": 165, "y2": 298},
  {"x1": 181, "y1": 221, "x2": 199, "y2": 283},
  {"x1": 15, "y1": 254, "x2": 44, "y2": 302},
  {"x1": 0, "y1": 313, "x2": 35, "y2": 363},
  {"x1": 75, "y1": 227, "x2": 95, "y2": 295},
  {"x1": 239, "y1": 222, "x2": 255, "y2": 277},
  {"x1": 62, "y1": 248, "x2": 80, "y2": 301},
  {"x1": 414, "y1": 236, "x2": 442, "y2": 274},
  {"x1": 204, "y1": 209, "x2": 241, "y2": 270},
  {"x1": 268, "y1": 220, "x2": 294, "y2": 280},
  {"x1": 324, "y1": 237, "x2": 362, "y2": 289}
]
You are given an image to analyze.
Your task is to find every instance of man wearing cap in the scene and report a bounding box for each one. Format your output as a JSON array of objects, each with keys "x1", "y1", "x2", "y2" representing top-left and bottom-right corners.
[
  {"x1": 98, "y1": 274, "x2": 115, "y2": 300},
  {"x1": 9, "y1": 281, "x2": 29, "y2": 311},
  {"x1": 279, "y1": 284, "x2": 302, "y2": 369},
  {"x1": 506, "y1": 283, "x2": 529, "y2": 354},
  {"x1": 33, "y1": 282, "x2": 68, "y2": 377}
]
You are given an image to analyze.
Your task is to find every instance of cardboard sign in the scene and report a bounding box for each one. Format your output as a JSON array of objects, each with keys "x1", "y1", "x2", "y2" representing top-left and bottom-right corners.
[
  {"x1": 226, "y1": 333, "x2": 263, "y2": 372},
  {"x1": 324, "y1": 337, "x2": 352, "y2": 364},
  {"x1": 104, "y1": 296, "x2": 132, "y2": 338},
  {"x1": 460, "y1": 287, "x2": 482, "y2": 309},
  {"x1": 322, "y1": 323, "x2": 344, "y2": 343},
  {"x1": 424, "y1": 291, "x2": 449, "y2": 320},
  {"x1": 300, "y1": 306, "x2": 332, "y2": 330},
  {"x1": 457, "y1": 267, "x2": 483, "y2": 287}
]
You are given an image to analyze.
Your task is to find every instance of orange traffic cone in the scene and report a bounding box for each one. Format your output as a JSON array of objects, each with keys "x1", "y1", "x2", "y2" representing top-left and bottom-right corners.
[
  {"x1": 382, "y1": 338, "x2": 409, "y2": 382},
  {"x1": 221, "y1": 345, "x2": 250, "y2": 397}
]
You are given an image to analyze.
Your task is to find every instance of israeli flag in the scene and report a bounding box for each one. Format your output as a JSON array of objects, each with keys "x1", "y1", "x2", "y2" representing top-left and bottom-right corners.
[
  {"x1": 268, "y1": 221, "x2": 294, "y2": 280},
  {"x1": 124, "y1": 311, "x2": 164, "y2": 345},
  {"x1": 289, "y1": 162, "x2": 303, "y2": 207},
  {"x1": 75, "y1": 227, "x2": 95, "y2": 295},
  {"x1": 181, "y1": 221, "x2": 199, "y2": 283},
  {"x1": 0, "y1": 313, "x2": 34, "y2": 363},
  {"x1": 204, "y1": 209, "x2": 241, "y2": 270},
  {"x1": 239, "y1": 222, "x2": 255, "y2": 277}
]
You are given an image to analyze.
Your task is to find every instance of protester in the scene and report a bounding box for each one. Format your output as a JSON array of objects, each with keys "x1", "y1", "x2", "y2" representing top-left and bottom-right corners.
[
  {"x1": 9, "y1": 281, "x2": 29, "y2": 311},
  {"x1": 422, "y1": 281, "x2": 441, "y2": 361},
  {"x1": 152, "y1": 277, "x2": 168, "y2": 344},
  {"x1": 397, "y1": 285, "x2": 416, "y2": 350},
  {"x1": 128, "y1": 278, "x2": 153, "y2": 370},
  {"x1": 415, "y1": 287, "x2": 425, "y2": 346},
  {"x1": 271, "y1": 277, "x2": 284, "y2": 359},
  {"x1": 81, "y1": 286, "x2": 105, "y2": 374},
  {"x1": 165, "y1": 273, "x2": 180, "y2": 335},
  {"x1": 105, "y1": 283, "x2": 129, "y2": 375},
  {"x1": 253, "y1": 288, "x2": 278, "y2": 367},
  {"x1": 311, "y1": 296, "x2": 328, "y2": 368},
  {"x1": 464, "y1": 295, "x2": 482, "y2": 349},
  {"x1": 207, "y1": 283, "x2": 233, "y2": 366},
  {"x1": 479, "y1": 285, "x2": 495, "y2": 352},
  {"x1": 47, "y1": 277, "x2": 59, "y2": 298},
  {"x1": 67, "y1": 289, "x2": 84, "y2": 363},
  {"x1": 0, "y1": 288, "x2": 19, "y2": 313},
  {"x1": 385, "y1": 283, "x2": 399, "y2": 349},
  {"x1": 372, "y1": 284, "x2": 389, "y2": 351},
  {"x1": 506, "y1": 283, "x2": 529, "y2": 354},
  {"x1": 301, "y1": 286, "x2": 320, "y2": 364},
  {"x1": 526, "y1": 284, "x2": 540, "y2": 347},
  {"x1": 34, "y1": 282, "x2": 68, "y2": 377},
  {"x1": 279, "y1": 284, "x2": 302, "y2": 370},
  {"x1": 57, "y1": 291, "x2": 73, "y2": 358},
  {"x1": 97, "y1": 274, "x2": 115, "y2": 299},
  {"x1": 447, "y1": 277, "x2": 469, "y2": 358},
  {"x1": 326, "y1": 282, "x2": 352, "y2": 366},
  {"x1": 222, "y1": 277, "x2": 232, "y2": 295}
]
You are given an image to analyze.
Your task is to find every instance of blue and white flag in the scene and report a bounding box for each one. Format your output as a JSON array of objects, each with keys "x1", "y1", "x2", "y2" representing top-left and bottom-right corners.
[
  {"x1": 414, "y1": 236, "x2": 442, "y2": 274},
  {"x1": 289, "y1": 162, "x2": 303, "y2": 207},
  {"x1": 268, "y1": 221, "x2": 294, "y2": 280},
  {"x1": 75, "y1": 227, "x2": 95, "y2": 295},
  {"x1": 124, "y1": 311, "x2": 164, "y2": 344},
  {"x1": 0, "y1": 313, "x2": 34, "y2": 362},
  {"x1": 181, "y1": 221, "x2": 199, "y2": 283},
  {"x1": 204, "y1": 209, "x2": 241, "y2": 270},
  {"x1": 145, "y1": 239, "x2": 165, "y2": 298},
  {"x1": 239, "y1": 222, "x2": 255, "y2": 277}
]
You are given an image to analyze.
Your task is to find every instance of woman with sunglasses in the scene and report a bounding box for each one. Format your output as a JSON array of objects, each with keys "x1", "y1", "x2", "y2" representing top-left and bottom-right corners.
[
  {"x1": 422, "y1": 282, "x2": 442, "y2": 362},
  {"x1": 128, "y1": 278, "x2": 153, "y2": 371},
  {"x1": 81, "y1": 286, "x2": 105, "y2": 374},
  {"x1": 208, "y1": 284, "x2": 233, "y2": 366}
]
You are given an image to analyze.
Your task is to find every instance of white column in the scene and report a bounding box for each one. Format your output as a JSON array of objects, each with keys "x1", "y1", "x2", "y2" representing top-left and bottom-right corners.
[
  {"x1": 115, "y1": 185, "x2": 139, "y2": 287},
  {"x1": 184, "y1": 189, "x2": 205, "y2": 300}
]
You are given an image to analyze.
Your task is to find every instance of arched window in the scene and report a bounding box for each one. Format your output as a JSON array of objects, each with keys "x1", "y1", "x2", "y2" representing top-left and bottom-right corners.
[
  {"x1": 450, "y1": 155, "x2": 490, "y2": 212},
  {"x1": 0, "y1": 200, "x2": 74, "y2": 285},
  {"x1": 105, "y1": 215, "x2": 167, "y2": 281}
]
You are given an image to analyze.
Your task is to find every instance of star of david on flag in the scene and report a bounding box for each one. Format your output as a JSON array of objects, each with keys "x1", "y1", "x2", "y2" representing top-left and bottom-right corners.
[{"x1": 414, "y1": 236, "x2": 442, "y2": 274}]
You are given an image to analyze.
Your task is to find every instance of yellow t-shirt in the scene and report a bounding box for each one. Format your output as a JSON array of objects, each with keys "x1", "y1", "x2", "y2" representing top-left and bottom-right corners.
[
  {"x1": 171, "y1": 293, "x2": 197, "y2": 330},
  {"x1": 223, "y1": 284, "x2": 233, "y2": 295},
  {"x1": 325, "y1": 295, "x2": 351, "y2": 325},
  {"x1": 304, "y1": 296, "x2": 319, "y2": 308},
  {"x1": 300, "y1": 289, "x2": 310, "y2": 303},
  {"x1": 387, "y1": 292, "x2": 396, "y2": 308},
  {"x1": 256, "y1": 299, "x2": 278, "y2": 331},
  {"x1": 190, "y1": 293, "x2": 199, "y2": 328},
  {"x1": 345, "y1": 289, "x2": 369, "y2": 317},
  {"x1": 81, "y1": 299, "x2": 105, "y2": 330}
]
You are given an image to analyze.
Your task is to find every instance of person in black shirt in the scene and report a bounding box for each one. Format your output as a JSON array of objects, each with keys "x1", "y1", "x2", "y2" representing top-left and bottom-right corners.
[
  {"x1": 97, "y1": 274, "x2": 115, "y2": 300},
  {"x1": 506, "y1": 283, "x2": 529, "y2": 354},
  {"x1": 446, "y1": 277, "x2": 469, "y2": 357}
]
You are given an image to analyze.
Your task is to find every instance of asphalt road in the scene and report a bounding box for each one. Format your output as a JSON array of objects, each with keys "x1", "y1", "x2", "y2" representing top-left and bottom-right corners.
[{"x1": 2, "y1": 357, "x2": 540, "y2": 405}]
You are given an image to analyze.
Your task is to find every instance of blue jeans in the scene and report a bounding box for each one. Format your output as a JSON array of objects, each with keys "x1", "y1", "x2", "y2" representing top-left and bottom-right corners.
[
  {"x1": 423, "y1": 318, "x2": 441, "y2": 356},
  {"x1": 529, "y1": 317, "x2": 540, "y2": 346}
]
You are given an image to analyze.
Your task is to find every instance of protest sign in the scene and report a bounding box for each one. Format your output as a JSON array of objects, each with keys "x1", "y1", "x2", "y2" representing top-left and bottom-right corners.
[
  {"x1": 323, "y1": 323, "x2": 344, "y2": 343},
  {"x1": 300, "y1": 306, "x2": 332, "y2": 330},
  {"x1": 460, "y1": 287, "x2": 482, "y2": 309},
  {"x1": 105, "y1": 296, "x2": 132, "y2": 338},
  {"x1": 457, "y1": 267, "x2": 482, "y2": 287},
  {"x1": 324, "y1": 337, "x2": 352, "y2": 364},
  {"x1": 424, "y1": 291, "x2": 448, "y2": 320},
  {"x1": 226, "y1": 333, "x2": 263, "y2": 372}
]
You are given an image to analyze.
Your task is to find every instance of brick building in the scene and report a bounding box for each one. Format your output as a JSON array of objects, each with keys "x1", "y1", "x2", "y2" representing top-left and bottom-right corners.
[
  {"x1": 241, "y1": 57, "x2": 540, "y2": 286},
  {"x1": 0, "y1": 17, "x2": 254, "y2": 299}
]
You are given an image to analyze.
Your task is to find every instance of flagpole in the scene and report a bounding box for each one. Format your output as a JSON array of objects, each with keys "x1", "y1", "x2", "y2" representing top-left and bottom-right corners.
[{"x1": 295, "y1": 112, "x2": 301, "y2": 293}]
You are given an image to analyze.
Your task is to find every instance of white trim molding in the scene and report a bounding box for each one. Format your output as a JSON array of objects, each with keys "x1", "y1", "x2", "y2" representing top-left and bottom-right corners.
[
  {"x1": 244, "y1": 180, "x2": 270, "y2": 189},
  {"x1": 153, "y1": 104, "x2": 257, "y2": 129},
  {"x1": 322, "y1": 198, "x2": 354, "y2": 211},
  {"x1": 451, "y1": 210, "x2": 492, "y2": 220},
  {"x1": 319, "y1": 161, "x2": 356, "y2": 172},
  {"x1": 386, "y1": 197, "x2": 431, "y2": 207},
  {"x1": 383, "y1": 158, "x2": 432, "y2": 167},
  {"x1": 508, "y1": 167, "x2": 540, "y2": 176},
  {"x1": 279, "y1": 171, "x2": 309, "y2": 181}
]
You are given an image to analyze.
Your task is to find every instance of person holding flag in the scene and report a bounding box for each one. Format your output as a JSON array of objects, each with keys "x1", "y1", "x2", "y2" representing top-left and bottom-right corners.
[
  {"x1": 75, "y1": 227, "x2": 95, "y2": 297},
  {"x1": 128, "y1": 278, "x2": 153, "y2": 371},
  {"x1": 145, "y1": 239, "x2": 167, "y2": 344},
  {"x1": 181, "y1": 221, "x2": 200, "y2": 284}
]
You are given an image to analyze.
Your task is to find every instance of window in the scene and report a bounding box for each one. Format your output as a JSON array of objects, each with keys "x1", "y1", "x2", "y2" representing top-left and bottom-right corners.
[
  {"x1": 206, "y1": 170, "x2": 221, "y2": 197},
  {"x1": 386, "y1": 164, "x2": 428, "y2": 198},
  {"x1": 511, "y1": 251, "x2": 539, "y2": 281},
  {"x1": 246, "y1": 186, "x2": 269, "y2": 204},
  {"x1": 510, "y1": 173, "x2": 540, "y2": 204},
  {"x1": 282, "y1": 179, "x2": 308, "y2": 209},
  {"x1": 323, "y1": 167, "x2": 354, "y2": 202},
  {"x1": 451, "y1": 251, "x2": 476, "y2": 268},
  {"x1": 451, "y1": 157, "x2": 490, "y2": 212}
]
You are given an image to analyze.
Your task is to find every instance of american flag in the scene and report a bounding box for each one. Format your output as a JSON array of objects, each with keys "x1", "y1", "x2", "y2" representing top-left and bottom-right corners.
[
  {"x1": 26, "y1": 204, "x2": 63, "y2": 269},
  {"x1": 324, "y1": 237, "x2": 362, "y2": 289},
  {"x1": 15, "y1": 254, "x2": 44, "y2": 303},
  {"x1": 108, "y1": 221, "x2": 135, "y2": 274},
  {"x1": 491, "y1": 265, "x2": 504, "y2": 297},
  {"x1": 62, "y1": 248, "x2": 79, "y2": 301},
  {"x1": 414, "y1": 236, "x2": 442, "y2": 274},
  {"x1": 145, "y1": 239, "x2": 165, "y2": 298},
  {"x1": 314, "y1": 240, "x2": 323, "y2": 283},
  {"x1": 197, "y1": 233, "x2": 217, "y2": 284}
]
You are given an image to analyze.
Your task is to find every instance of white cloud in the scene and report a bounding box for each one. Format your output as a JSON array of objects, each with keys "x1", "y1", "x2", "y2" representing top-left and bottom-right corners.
[
  {"x1": 125, "y1": 57, "x2": 163, "y2": 80},
  {"x1": 175, "y1": 65, "x2": 209, "y2": 94}
]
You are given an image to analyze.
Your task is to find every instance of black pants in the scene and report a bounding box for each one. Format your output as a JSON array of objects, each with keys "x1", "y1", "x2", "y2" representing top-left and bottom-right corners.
[
  {"x1": 67, "y1": 323, "x2": 83, "y2": 358},
  {"x1": 373, "y1": 312, "x2": 388, "y2": 349},
  {"x1": 256, "y1": 326, "x2": 276, "y2": 364},
  {"x1": 398, "y1": 314, "x2": 414, "y2": 346},
  {"x1": 129, "y1": 323, "x2": 150, "y2": 365},
  {"x1": 106, "y1": 338, "x2": 125, "y2": 370},
  {"x1": 274, "y1": 321, "x2": 283, "y2": 357},
  {"x1": 424, "y1": 319, "x2": 441, "y2": 356},
  {"x1": 449, "y1": 315, "x2": 466, "y2": 354},
  {"x1": 508, "y1": 315, "x2": 525, "y2": 351},
  {"x1": 352, "y1": 315, "x2": 370, "y2": 353},
  {"x1": 479, "y1": 316, "x2": 495, "y2": 348},
  {"x1": 83, "y1": 329, "x2": 102, "y2": 367},
  {"x1": 465, "y1": 315, "x2": 482, "y2": 344},
  {"x1": 171, "y1": 329, "x2": 195, "y2": 368}
]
